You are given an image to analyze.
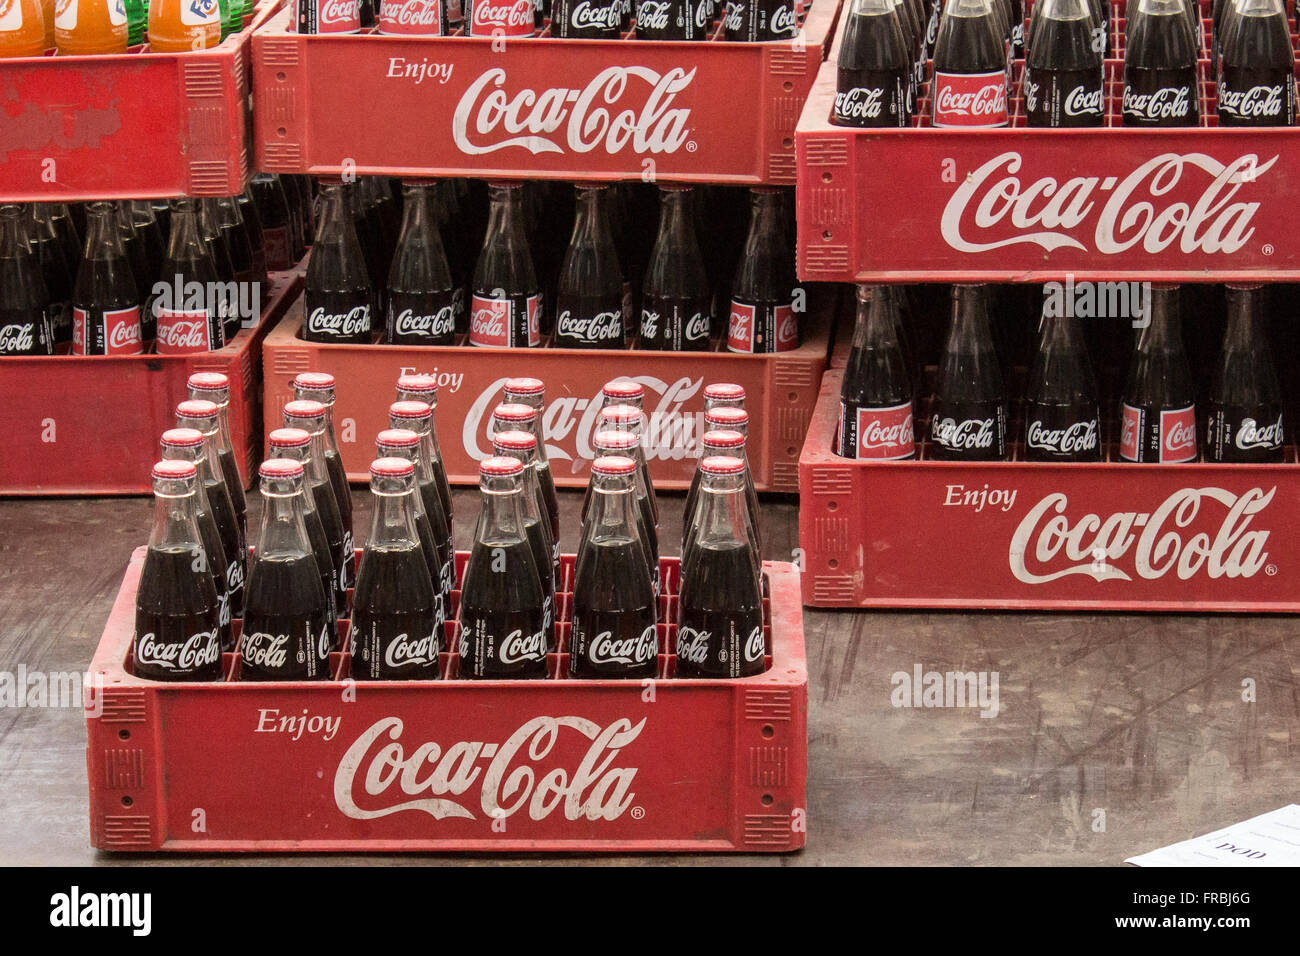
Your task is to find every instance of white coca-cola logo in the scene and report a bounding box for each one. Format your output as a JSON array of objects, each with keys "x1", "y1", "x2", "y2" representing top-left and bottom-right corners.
[
  {"x1": 684, "y1": 311, "x2": 709, "y2": 341},
  {"x1": 156, "y1": 314, "x2": 208, "y2": 350},
  {"x1": 474, "y1": 0, "x2": 532, "y2": 26},
  {"x1": 464, "y1": 374, "x2": 704, "y2": 464},
  {"x1": 936, "y1": 81, "x2": 1007, "y2": 118},
  {"x1": 1165, "y1": 419, "x2": 1197, "y2": 454},
  {"x1": 588, "y1": 626, "x2": 656, "y2": 666},
  {"x1": 1122, "y1": 84, "x2": 1191, "y2": 121},
  {"x1": 226, "y1": 559, "x2": 245, "y2": 594},
  {"x1": 453, "y1": 67, "x2": 694, "y2": 157},
  {"x1": 556, "y1": 309, "x2": 622, "y2": 341},
  {"x1": 383, "y1": 630, "x2": 440, "y2": 669},
  {"x1": 382, "y1": 0, "x2": 442, "y2": 25},
  {"x1": 777, "y1": 309, "x2": 797, "y2": 346},
  {"x1": 242, "y1": 632, "x2": 290, "y2": 670},
  {"x1": 1009, "y1": 488, "x2": 1274, "y2": 584},
  {"x1": 335, "y1": 716, "x2": 646, "y2": 822},
  {"x1": 1236, "y1": 416, "x2": 1284, "y2": 450},
  {"x1": 469, "y1": 306, "x2": 506, "y2": 339},
  {"x1": 744, "y1": 626, "x2": 764, "y2": 663},
  {"x1": 570, "y1": 0, "x2": 618, "y2": 28},
  {"x1": 933, "y1": 417, "x2": 996, "y2": 450},
  {"x1": 637, "y1": 0, "x2": 670, "y2": 28},
  {"x1": 1064, "y1": 84, "x2": 1103, "y2": 116},
  {"x1": 136, "y1": 630, "x2": 221, "y2": 672},
  {"x1": 836, "y1": 87, "x2": 886, "y2": 120},
  {"x1": 941, "y1": 151, "x2": 1279, "y2": 255},
  {"x1": 723, "y1": 0, "x2": 743, "y2": 29},
  {"x1": 108, "y1": 318, "x2": 141, "y2": 350},
  {"x1": 1026, "y1": 419, "x2": 1098, "y2": 455},
  {"x1": 1219, "y1": 83, "x2": 1284, "y2": 119},
  {"x1": 321, "y1": 0, "x2": 360, "y2": 23},
  {"x1": 640, "y1": 309, "x2": 659, "y2": 339},
  {"x1": 0, "y1": 323, "x2": 36, "y2": 352},
  {"x1": 498, "y1": 627, "x2": 547, "y2": 665},
  {"x1": 693, "y1": 0, "x2": 709, "y2": 28},
  {"x1": 770, "y1": 3, "x2": 795, "y2": 32},
  {"x1": 395, "y1": 306, "x2": 455, "y2": 337},
  {"x1": 676, "y1": 627, "x2": 708, "y2": 665},
  {"x1": 863, "y1": 413, "x2": 914, "y2": 450},
  {"x1": 308, "y1": 306, "x2": 371, "y2": 336}
]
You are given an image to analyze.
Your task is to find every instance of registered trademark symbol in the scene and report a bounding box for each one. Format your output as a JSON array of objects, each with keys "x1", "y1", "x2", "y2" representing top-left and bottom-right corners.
[
  {"x1": 1266, "y1": 564, "x2": 1278, "y2": 576},
  {"x1": 686, "y1": 141, "x2": 697, "y2": 153},
  {"x1": 1263, "y1": 243, "x2": 1275, "y2": 256},
  {"x1": 630, "y1": 806, "x2": 645, "y2": 820}
]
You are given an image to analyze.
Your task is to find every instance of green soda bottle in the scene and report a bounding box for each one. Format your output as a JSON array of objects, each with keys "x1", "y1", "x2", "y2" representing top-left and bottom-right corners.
[{"x1": 125, "y1": 0, "x2": 147, "y2": 45}]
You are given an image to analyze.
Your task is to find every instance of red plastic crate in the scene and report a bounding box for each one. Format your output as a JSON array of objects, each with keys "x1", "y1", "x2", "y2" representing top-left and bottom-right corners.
[
  {"x1": 252, "y1": 1, "x2": 843, "y2": 186},
  {"x1": 799, "y1": 364, "x2": 1300, "y2": 612},
  {"x1": 796, "y1": 2, "x2": 1300, "y2": 283},
  {"x1": 0, "y1": 268, "x2": 303, "y2": 496},
  {"x1": 85, "y1": 551, "x2": 807, "y2": 853},
  {"x1": 259, "y1": 287, "x2": 834, "y2": 491},
  {"x1": 0, "y1": 3, "x2": 282, "y2": 202}
]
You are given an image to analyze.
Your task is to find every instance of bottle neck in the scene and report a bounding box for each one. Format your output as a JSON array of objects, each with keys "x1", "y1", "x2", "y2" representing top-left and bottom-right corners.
[
  {"x1": 316, "y1": 186, "x2": 348, "y2": 245},
  {"x1": 83, "y1": 203, "x2": 124, "y2": 261},
  {"x1": 1139, "y1": 288, "x2": 1184, "y2": 351},
  {"x1": 658, "y1": 190, "x2": 693, "y2": 249},
  {"x1": 948, "y1": 285, "x2": 994, "y2": 353},
  {"x1": 255, "y1": 479, "x2": 313, "y2": 560},
  {"x1": 378, "y1": 443, "x2": 431, "y2": 490},
  {"x1": 570, "y1": 188, "x2": 612, "y2": 251},
  {"x1": 856, "y1": 285, "x2": 901, "y2": 349},
  {"x1": 268, "y1": 446, "x2": 319, "y2": 514},
  {"x1": 398, "y1": 184, "x2": 438, "y2": 248},
  {"x1": 476, "y1": 480, "x2": 528, "y2": 547},
  {"x1": 368, "y1": 485, "x2": 422, "y2": 550},
  {"x1": 745, "y1": 191, "x2": 784, "y2": 254},
  {"x1": 486, "y1": 187, "x2": 527, "y2": 245},
  {"x1": 695, "y1": 473, "x2": 751, "y2": 549},
  {"x1": 0, "y1": 210, "x2": 24, "y2": 256},
  {"x1": 160, "y1": 447, "x2": 215, "y2": 515},
  {"x1": 1224, "y1": 287, "x2": 1261, "y2": 350},
  {"x1": 588, "y1": 473, "x2": 639, "y2": 543},
  {"x1": 493, "y1": 447, "x2": 543, "y2": 520},
  {"x1": 147, "y1": 483, "x2": 203, "y2": 551}
]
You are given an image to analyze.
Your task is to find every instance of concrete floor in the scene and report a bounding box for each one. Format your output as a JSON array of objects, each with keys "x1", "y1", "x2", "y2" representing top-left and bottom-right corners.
[{"x1": 1, "y1": 487, "x2": 1296, "y2": 865}]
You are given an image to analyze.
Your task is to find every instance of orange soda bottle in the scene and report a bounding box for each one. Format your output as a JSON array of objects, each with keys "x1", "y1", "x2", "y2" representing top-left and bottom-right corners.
[
  {"x1": 54, "y1": 0, "x2": 128, "y2": 55},
  {"x1": 0, "y1": 0, "x2": 48, "y2": 57},
  {"x1": 148, "y1": 0, "x2": 220, "y2": 50},
  {"x1": 42, "y1": 0, "x2": 53, "y2": 48}
]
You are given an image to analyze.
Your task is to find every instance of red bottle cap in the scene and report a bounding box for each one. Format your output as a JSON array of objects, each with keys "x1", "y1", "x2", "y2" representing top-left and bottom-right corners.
[
  {"x1": 593, "y1": 430, "x2": 639, "y2": 452},
  {"x1": 592, "y1": 456, "x2": 637, "y2": 476},
  {"x1": 389, "y1": 400, "x2": 432, "y2": 420},
  {"x1": 504, "y1": 377, "x2": 545, "y2": 396},
  {"x1": 396, "y1": 373, "x2": 438, "y2": 394},
  {"x1": 160, "y1": 427, "x2": 204, "y2": 448},
  {"x1": 187, "y1": 372, "x2": 230, "y2": 392},
  {"x1": 598, "y1": 403, "x2": 641, "y2": 425},
  {"x1": 260, "y1": 458, "x2": 304, "y2": 480},
  {"x1": 371, "y1": 457, "x2": 415, "y2": 479},
  {"x1": 492, "y1": 429, "x2": 537, "y2": 450},
  {"x1": 701, "y1": 455, "x2": 745, "y2": 476},
  {"x1": 294, "y1": 372, "x2": 336, "y2": 391},
  {"x1": 267, "y1": 427, "x2": 311, "y2": 449},
  {"x1": 492, "y1": 402, "x2": 536, "y2": 423},
  {"x1": 602, "y1": 380, "x2": 643, "y2": 401},
  {"x1": 176, "y1": 399, "x2": 219, "y2": 419},
  {"x1": 705, "y1": 406, "x2": 749, "y2": 428},
  {"x1": 284, "y1": 399, "x2": 327, "y2": 419},
  {"x1": 376, "y1": 428, "x2": 420, "y2": 447},
  {"x1": 704, "y1": 383, "x2": 745, "y2": 402},
  {"x1": 702, "y1": 429, "x2": 746, "y2": 449},
  {"x1": 480, "y1": 456, "x2": 524, "y2": 477},
  {"x1": 152, "y1": 460, "x2": 196, "y2": 481}
]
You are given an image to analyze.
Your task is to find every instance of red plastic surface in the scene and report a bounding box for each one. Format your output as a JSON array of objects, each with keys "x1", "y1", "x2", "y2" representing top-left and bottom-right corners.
[
  {"x1": 260, "y1": 287, "x2": 833, "y2": 491},
  {"x1": 799, "y1": 365, "x2": 1300, "y2": 612},
  {"x1": 252, "y1": 1, "x2": 842, "y2": 185},
  {"x1": 86, "y1": 551, "x2": 808, "y2": 853},
  {"x1": 796, "y1": 2, "x2": 1300, "y2": 282},
  {"x1": 0, "y1": 268, "x2": 303, "y2": 496},
  {"x1": 0, "y1": 5, "x2": 281, "y2": 202}
]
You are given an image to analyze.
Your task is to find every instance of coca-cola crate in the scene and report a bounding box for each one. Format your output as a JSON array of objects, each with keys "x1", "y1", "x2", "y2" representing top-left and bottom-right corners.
[
  {"x1": 799, "y1": 364, "x2": 1300, "y2": 611},
  {"x1": 85, "y1": 550, "x2": 807, "y2": 853},
  {"x1": 0, "y1": 269, "x2": 303, "y2": 496},
  {"x1": 796, "y1": 2, "x2": 1300, "y2": 283},
  {"x1": 251, "y1": 1, "x2": 843, "y2": 186},
  {"x1": 258, "y1": 287, "x2": 833, "y2": 491},
  {"x1": 0, "y1": 4, "x2": 283, "y2": 202}
]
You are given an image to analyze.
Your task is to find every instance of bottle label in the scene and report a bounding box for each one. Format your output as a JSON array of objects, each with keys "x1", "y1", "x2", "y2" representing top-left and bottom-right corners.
[
  {"x1": 386, "y1": 291, "x2": 457, "y2": 344},
  {"x1": 675, "y1": 617, "x2": 764, "y2": 679},
  {"x1": 1025, "y1": 414, "x2": 1100, "y2": 459},
  {"x1": 727, "y1": 300, "x2": 798, "y2": 353},
  {"x1": 135, "y1": 628, "x2": 222, "y2": 676},
  {"x1": 930, "y1": 403, "x2": 1006, "y2": 458},
  {"x1": 1024, "y1": 67, "x2": 1104, "y2": 129},
  {"x1": 354, "y1": 619, "x2": 441, "y2": 679},
  {"x1": 155, "y1": 307, "x2": 216, "y2": 354},
  {"x1": 1218, "y1": 69, "x2": 1296, "y2": 127},
  {"x1": 1206, "y1": 406, "x2": 1284, "y2": 462},
  {"x1": 640, "y1": 297, "x2": 711, "y2": 350},
  {"x1": 263, "y1": 226, "x2": 292, "y2": 271},
  {"x1": 305, "y1": 0, "x2": 362, "y2": 33},
  {"x1": 377, "y1": 0, "x2": 446, "y2": 34},
  {"x1": 834, "y1": 69, "x2": 910, "y2": 128},
  {"x1": 240, "y1": 617, "x2": 332, "y2": 679},
  {"x1": 1120, "y1": 404, "x2": 1198, "y2": 463},
  {"x1": 932, "y1": 70, "x2": 1009, "y2": 129},
  {"x1": 839, "y1": 400, "x2": 915, "y2": 460},
  {"x1": 72, "y1": 305, "x2": 142, "y2": 356},
  {"x1": 467, "y1": 0, "x2": 533, "y2": 35},
  {"x1": 458, "y1": 612, "x2": 548, "y2": 678},
  {"x1": 0, "y1": 316, "x2": 50, "y2": 356},
  {"x1": 557, "y1": 0, "x2": 621, "y2": 37},
  {"x1": 554, "y1": 303, "x2": 623, "y2": 347},
  {"x1": 1122, "y1": 69, "x2": 1197, "y2": 127},
  {"x1": 469, "y1": 293, "x2": 540, "y2": 348},
  {"x1": 304, "y1": 301, "x2": 371, "y2": 341},
  {"x1": 181, "y1": 0, "x2": 222, "y2": 24},
  {"x1": 570, "y1": 616, "x2": 657, "y2": 677}
]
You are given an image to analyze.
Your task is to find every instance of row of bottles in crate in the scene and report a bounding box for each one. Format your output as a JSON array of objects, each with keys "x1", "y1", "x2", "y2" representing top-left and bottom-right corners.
[
  {"x1": 133, "y1": 369, "x2": 768, "y2": 682},
  {"x1": 0, "y1": 0, "x2": 255, "y2": 57},
  {"x1": 837, "y1": 282, "x2": 1290, "y2": 463}
]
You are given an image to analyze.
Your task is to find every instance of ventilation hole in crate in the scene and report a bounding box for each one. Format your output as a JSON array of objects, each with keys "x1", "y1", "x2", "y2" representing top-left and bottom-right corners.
[
  {"x1": 761, "y1": 793, "x2": 774, "y2": 806},
  {"x1": 826, "y1": 501, "x2": 838, "y2": 512},
  {"x1": 762, "y1": 725, "x2": 775, "y2": 739},
  {"x1": 821, "y1": 171, "x2": 832, "y2": 184},
  {"x1": 782, "y1": 137, "x2": 794, "y2": 149},
  {"x1": 121, "y1": 796, "x2": 133, "y2": 807},
  {"x1": 276, "y1": 71, "x2": 286, "y2": 82},
  {"x1": 277, "y1": 127, "x2": 287, "y2": 137},
  {"x1": 828, "y1": 558, "x2": 839, "y2": 570},
  {"x1": 118, "y1": 729, "x2": 130, "y2": 741},
  {"x1": 821, "y1": 230, "x2": 832, "y2": 241}
]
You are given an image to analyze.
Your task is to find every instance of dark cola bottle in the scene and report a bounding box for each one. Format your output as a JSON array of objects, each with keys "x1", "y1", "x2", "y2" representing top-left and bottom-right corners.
[
  {"x1": 724, "y1": 0, "x2": 799, "y2": 41},
  {"x1": 636, "y1": 0, "x2": 700, "y2": 38},
  {"x1": 234, "y1": 186, "x2": 267, "y2": 290},
  {"x1": 596, "y1": 402, "x2": 661, "y2": 534},
  {"x1": 641, "y1": 185, "x2": 712, "y2": 351},
  {"x1": 393, "y1": 381, "x2": 455, "y2": 529},
  {"x1": 152, "y1": 200, "x2": 224, "y2": 355},
  {"x1": 570, "y1": 456, "x2": 658, "y2": 680},
  {"x1": 250, "y1": 173, "x2": 295, "y2": 272},
  {"x1": 470, "y1": 182, "x2": 540, "y2": 349},
  {"x1": 493, "y1": 430, "x2": 557, "y2": 651},
  {"x1": 1217, "y1": 0, "x2": 1296, "y2": 127},
  {"x1": 838, "y1": 284, "x2": 915, "y2": 460},
  {"x1": 241, "y1": 459, "x2": 333, "y2": 681},
  {"x1": 701, "y1": 406, "x2": 762, "y2": 552},
  {"x1": 216, "y1": 197, "x2": 258, "y2": 316},
  {"x1": 133, "y1": 460, "x2": 223, "y2": 681},
  {"x1": 160, "y1": 429, "x2": 234, "y2": 652},
  {"x1": 1206, "y1": 284, "x2": 1285, "y2": 463},
  {"x1": 677, "y1": 456, "x2": 765, "y2": 679},
  {"x1": 835, "y1": 0, "x2": 913, "y2": 128},
  {"x1": 0, "y1": 205, "x2": 53, "y2": 357},
  {"x1": 72, "y1": 202, "x2": 142, "y2": 356},
  {"x1": 188, "y1": 371, "x2": 247, "y2": 533},
  {"x1": 283, "y1": 399, "x2": 351, "y2": 614},
  {"x1": 195, "y1": 199, "x2": 239, "y2": 342},
  {"x1": 176, "y1": 400, "x2": 246, "y2": 625},
  {"x1": 458, "y1": 457, "x2": 549, "y2": 679},
  {"x1": 304, "y1": 182, "x2": 373, "y2": 344},
  {"x1": 932, "y1": 0, "x2": 1010, "y2": 128},
  {"x1": 554, "y1": 0, "x2": 622, "y2": 36},
  {"x1": 435, "y1": 180, "x2": 473, "y2": 334},
  {"x1": 681, "y1": 429, "x2": 761, "y2": 570},
  {"x1": 352, "y1": 458, "x2": 441, "y2": 681},
  {"x1": 377, "y1": 429, "x2": 453, "y2": 628},
  {"x1": 1023, "y1": 308, "x2": 1102, "y2": 461},
  {"x1": 1025, "y1": 0, "x2": 1105, "y2": 127},
  {"x1": 27, "y1": 205, "x2": 74, "y2": 344},
  {"x1": 386, "y1": 181, "x2": 456, "y2": 346},
  {"x1": 501, "y1": 379, "x2": 561, "y2": 544},
  {"x1": 930, "y1": 285, "x2": 1007, "y2": 461},
  {"x1": 293, "y1": 372, "x2": 356, "y2": 570},
  {"x1": 583, "y1": 428, "x2": 660, "y2": 598},
  {"x1": 46, "y1": 204, "x2": 81, "y2": 282},
  {"x1": 1123, "y1": 0, "x2": 1200, "y2": 127},
  {"x1": 113, "y1": 202, "x2": 157, "y2": 342},
  {"x1": 1120, "y1": 284, "x2": 1198, "y2": 462},
  {"x1": 555, "y1": 184, "x2": 626, "y2": 349},
  {"x1": 728, "y1": 187, "x2": 800, "y2": 354},
  {"x1": 268, "y1": 428, "x2": 340, "y2": 651}
]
